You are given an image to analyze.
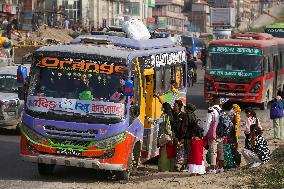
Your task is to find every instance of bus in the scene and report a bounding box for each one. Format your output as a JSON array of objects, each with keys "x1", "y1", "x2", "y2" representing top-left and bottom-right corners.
[
  {"x1": 182, "y1": 36, "x2": 206, "y2": 59},
  {"x1": 17, "y1": 35, "x2": 187, "y2": 180},
  {"x1": 265, "y1": 23, "x2": 284, "y2": 38},
  {"x1": 204, "y1": 32, "x2": 284, "y2": 110}
]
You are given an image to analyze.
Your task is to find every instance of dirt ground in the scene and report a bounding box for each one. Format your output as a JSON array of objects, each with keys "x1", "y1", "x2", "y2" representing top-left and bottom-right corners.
[{"x1": 110, "y1": 111, "x2": 283, "y2": 189}]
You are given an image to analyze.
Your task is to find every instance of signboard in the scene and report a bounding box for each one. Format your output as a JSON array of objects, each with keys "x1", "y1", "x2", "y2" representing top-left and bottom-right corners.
[
  {"x1": 11, "y1": 5, "x2": 17, "y2": 14},
  {"x1": 3, "y1": 4, "x2": 12, "y2": 13},
  {"x1": 27, "y1": 96, "x2": 125, "y2": 117},
  {"x1": 157, "y1": 17, "x2": 166, "y2": 29},
  {"x1": 143, "y1": 51, "x2": 186, "y2": 68},
  {"x1": 210, "y1": 8, "x2": 235, "y2": 27},
  {"x1": 208, "y1": 46, "x2": 262, "y2": 56},
  {"x1": 207, "y1": 69, "x2": 262, "y2": 78},
  {"x1": 147, "y1": 18, "x2": 156, "y2": 23},
  {"x1": 148, "y1": 0, "x2": 155, "y2": 7}
]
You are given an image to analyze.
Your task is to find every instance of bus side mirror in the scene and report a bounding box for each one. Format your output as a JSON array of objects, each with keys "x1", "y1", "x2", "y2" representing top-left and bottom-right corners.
[
  {"x1": 123, "y1": 79, "x2": 134, "y2": 97},
  {"x1": 18, "y1": 86, "x2": 25, "y2": 100},
  {"x1": 17, "y1": 65, "x2": 27, "y2": 83}
]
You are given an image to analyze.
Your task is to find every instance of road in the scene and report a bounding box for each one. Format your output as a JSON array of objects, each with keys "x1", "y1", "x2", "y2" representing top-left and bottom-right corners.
[{"x1": 0, "y1": 65, "x2": 275, "y2": 189}]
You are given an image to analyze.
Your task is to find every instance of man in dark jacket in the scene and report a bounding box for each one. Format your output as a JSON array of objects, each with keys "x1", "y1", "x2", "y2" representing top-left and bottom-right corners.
[
  {"x1": 172, "y1": 100, "x2": 188, "y2": 171},
  {"x1": 180, "y1": 103, "x2": 198, "y2": 170}
]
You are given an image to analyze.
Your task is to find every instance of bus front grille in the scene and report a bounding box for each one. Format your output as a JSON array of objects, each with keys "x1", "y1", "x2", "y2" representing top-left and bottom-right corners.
[
  {"x1": 44, "y1": 125, "x2": 98, "y2": 140},
  {"x1": 49, "y1": 138, "x2": 91, "y2": 148}
]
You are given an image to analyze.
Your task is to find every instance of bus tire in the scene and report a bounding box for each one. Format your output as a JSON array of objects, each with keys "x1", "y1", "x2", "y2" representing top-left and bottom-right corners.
[
  {"x1": 116, "y1": 170, "x2": 130, "y2": 182},
  {"x1": 38, "y1": 163, "x2": 55, "y2": 176},
  {"x1": 116, "y1": 153, "x2": 133, "y2": 181}
]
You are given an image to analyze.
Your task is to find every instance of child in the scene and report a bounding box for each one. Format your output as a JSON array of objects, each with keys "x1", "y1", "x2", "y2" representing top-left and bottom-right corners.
[{"x1": 188, "y1": 124, "x2": 206, "y2": 175}]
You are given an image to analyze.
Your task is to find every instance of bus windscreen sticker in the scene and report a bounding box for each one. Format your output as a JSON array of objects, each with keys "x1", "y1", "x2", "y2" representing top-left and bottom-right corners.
[
  {"x1": 27, "y1": 96, "x2": 125, "y2": 117},
  {"x1": 209, "y1": 46, "x2": 262, "y2": 55},
  {"x1": 207, "y1": 69, "x2": 262, "y2": 77}
]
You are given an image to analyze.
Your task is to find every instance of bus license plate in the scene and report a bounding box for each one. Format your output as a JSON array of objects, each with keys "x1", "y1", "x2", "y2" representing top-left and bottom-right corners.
[{"x1": 56, "y1": 149, "x2": 81, "y2": 157}]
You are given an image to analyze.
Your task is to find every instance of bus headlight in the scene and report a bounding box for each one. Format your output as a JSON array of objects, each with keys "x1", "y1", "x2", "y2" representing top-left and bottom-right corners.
[
  {"x1": 94, "y1": 132, "x2": 126, "y2": 149},
  {"x1": 21, "y1": 123, "x2": 47, "y2": 144},
  {"x1": 250, "y1": 81, "x2": 261, "y2": 93}
]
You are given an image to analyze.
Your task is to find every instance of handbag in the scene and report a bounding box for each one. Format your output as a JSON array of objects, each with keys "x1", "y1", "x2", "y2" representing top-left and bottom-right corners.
[
  {"x1": 206, "y1": 112, "x2": 217, "y2": 140},
  {"x1": 158, "y1": 116, "x2": 172, "y2": 146},
  {"x1": 158, "y1": 133, "x2": 172, "y2": 146}
]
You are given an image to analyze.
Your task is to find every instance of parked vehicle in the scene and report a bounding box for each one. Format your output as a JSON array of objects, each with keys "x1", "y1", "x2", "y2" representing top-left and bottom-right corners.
[
  {"x1": 17, "y1": 34, "x2": 187, "y2": 180},
  {"x1": 204, "y1": 32, "x2": 284, "y2": 110},
  {"x1": 265, "y1": 23, "x2": 284, "y2": 38},
  {"x1": 0, "y1": 66, "x2": 29, "y2": 126}
]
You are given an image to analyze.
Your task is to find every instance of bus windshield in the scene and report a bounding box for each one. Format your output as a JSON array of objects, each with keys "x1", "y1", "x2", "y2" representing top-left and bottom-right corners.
[
  {"x1": 27, "y1": 59, "x2": 128, "y2": 122},
  {"x1": 0, "y1": 75, "x2": 19, "y2": 93},
  {"x1": 207, "y1": 53, "x2": 262, "y2": 71}
]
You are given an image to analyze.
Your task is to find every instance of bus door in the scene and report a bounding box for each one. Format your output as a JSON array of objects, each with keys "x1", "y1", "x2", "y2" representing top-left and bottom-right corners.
[{"x1": 142, "y1": 69, "x2": 159, "y2": 160}]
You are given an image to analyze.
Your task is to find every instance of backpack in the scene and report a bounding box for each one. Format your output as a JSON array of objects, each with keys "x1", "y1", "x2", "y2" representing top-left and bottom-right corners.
[
  {"x1": 270, "y1": 103, "x2": 283, "y2": 119},
  {"x1": 214, "y1": 108, "x2": 234, "y2": 138}
]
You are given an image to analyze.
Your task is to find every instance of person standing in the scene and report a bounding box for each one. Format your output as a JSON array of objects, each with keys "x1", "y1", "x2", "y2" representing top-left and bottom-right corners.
[
  {"x1": 187, "y1": 123, "x2": 206, "y2": 175},
  {"x1": 64, "y1": 19, "x2": 70, "y2": 30},
  {"x1": 270, "y1": 92, "x2": 284, "y2": 141},
  {"x1": 146, "y1": 102, "x2": 176, "y2": 172},
  {"x1": 155, "y1": 95, "x2": 187, "y2": 171},
  {"x1": 204, "y1": 98, "x2": 225, "y2": 174},
  {"x1": 172, "y1": 100, "x2": 188, "y2": 171},
  {"x1": 182, "y1": 103, "x2": 198, "y2": 171},
  {"x1": 242, "y1": 124, "x2": 270, "y2": 168},
  {"x1": 229, "y1": 104, "x2": 241, "y2": 149},
  {"x1": 244, "y1": 108, "x2": 262, "y2": 148}
]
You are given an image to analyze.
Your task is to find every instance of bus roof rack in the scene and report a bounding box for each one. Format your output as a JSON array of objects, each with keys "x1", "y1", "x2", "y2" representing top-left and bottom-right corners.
[
  {"x1": 232, "y1": 32, "x2": 273, "y2": 40},
  {"x1": 71, "y1": 35, "x2": 176, "y2": 50}
]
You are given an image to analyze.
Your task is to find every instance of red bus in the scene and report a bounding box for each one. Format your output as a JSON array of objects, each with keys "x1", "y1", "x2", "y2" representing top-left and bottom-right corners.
[{"x1": 204, "y1": 33, "x2": 284, "y2": 109}]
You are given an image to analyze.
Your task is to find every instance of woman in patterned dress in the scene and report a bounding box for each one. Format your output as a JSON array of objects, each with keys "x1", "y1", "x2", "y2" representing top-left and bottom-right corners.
[{"x1": 242, "y1": 124, "x2": 271, "y2": 168}]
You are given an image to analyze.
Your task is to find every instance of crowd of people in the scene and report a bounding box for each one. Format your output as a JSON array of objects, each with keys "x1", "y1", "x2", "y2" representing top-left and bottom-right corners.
[{"x1": 145, "y1": 83, "x2": 277, "y2": 175}]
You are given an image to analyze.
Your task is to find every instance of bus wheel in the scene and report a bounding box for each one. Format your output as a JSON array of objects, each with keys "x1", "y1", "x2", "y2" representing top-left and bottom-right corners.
[
  {"x1": 260, "y1": 92, "x2": 269, "y2": 110},
  {"x1": 38, "y1": 163, "x2": 55, "y2": 176},
  {"x1": 116, "y1": 142, "x2": 141, "y2": 181}
]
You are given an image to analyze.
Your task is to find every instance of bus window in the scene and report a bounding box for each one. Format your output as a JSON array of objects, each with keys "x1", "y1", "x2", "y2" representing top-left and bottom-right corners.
[
  {"x1": 175, "y1": 65, "x2": 181, "y2": 88},
  {"x1": 280, "y1": 52, "x2": 283, "y2": 69},
  {"x1": 171, "y1": 66, "x2": 176, "y2": 81},
  {"x1": 263, "y1": 57, "x2": 268, "y2": 73},
  {"x1": 155, "y1": 68, "x2": 164, "y2": 94},
  {"x1": 177, "y1": 65, "x2": 185, "y2": 88},
  {"x1": 182, "y1": 64, "x2": 186, "y2": 87},
  {"x1": 164, "y1": 66, "x2": 171, "y2": 92},
  {"x1": 268, "y1": 56, "x2": 272, "y2": 72},
  {"x1": 130, "y1": 68, "x2": 141, "y2": 121}
]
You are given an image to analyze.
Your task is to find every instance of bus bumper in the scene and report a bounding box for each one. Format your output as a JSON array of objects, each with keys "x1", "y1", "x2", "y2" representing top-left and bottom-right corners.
[
  {"x1": 205, "y1": 91, "x2": 261, "y2": 103},
  {"x1": 20, "y1": 131, "x2": 136, "y2": 171},
  {"x1": 21, "y1": 154, "x2": 124, "y2": 170}
]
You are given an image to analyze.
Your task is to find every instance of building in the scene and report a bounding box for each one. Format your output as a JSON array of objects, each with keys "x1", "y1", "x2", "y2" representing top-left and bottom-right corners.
[
  {"x1": 87, "y1": 0, "x2": 152, "y2": 29},
  {"x1": 185, "y1": 0, "x2": 210, "y2": 33},
  {"x1": 152, "y1": 0, "x2": 187, "y2": 33},
  {"x1": 0, "y1": 0, "x2": 19, "y2": 21}
]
